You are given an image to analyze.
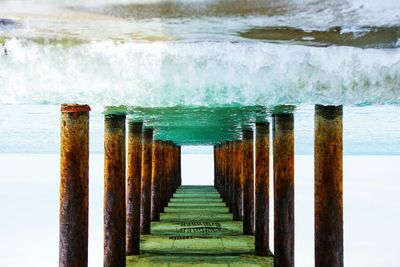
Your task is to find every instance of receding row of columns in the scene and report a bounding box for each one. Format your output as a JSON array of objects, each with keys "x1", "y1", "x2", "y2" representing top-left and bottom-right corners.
[
  {"x1": 59, "y1": 105, "x2": 182, "y2": 267},
  {"x1": 214, "y1": 105, "x2": 343, "y2": 267}
]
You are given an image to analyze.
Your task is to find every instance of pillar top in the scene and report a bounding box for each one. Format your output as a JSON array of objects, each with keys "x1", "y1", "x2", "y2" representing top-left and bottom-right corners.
[
  {"x1": 61, "y1": 104, "x2": 91, "y2": 113},
  {"x1": 315, "y1": 104, "x2": 343, "y2": 119}
]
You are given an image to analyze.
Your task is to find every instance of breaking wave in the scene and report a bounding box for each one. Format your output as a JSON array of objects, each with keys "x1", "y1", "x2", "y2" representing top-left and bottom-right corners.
[{"x1": 0, "y1": 39, "x2": 399, "y2": 107}]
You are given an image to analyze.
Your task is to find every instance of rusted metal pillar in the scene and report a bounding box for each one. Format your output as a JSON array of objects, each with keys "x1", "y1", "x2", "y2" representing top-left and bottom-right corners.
[
  {"x1": 223, "y1": 142, "x2": 228, "y2": 203},
  {"x1": 104, "y1": 114, "x2": 126, "y2": 267},
  {"x1": 273, "y1": 113, "x2": 294, "y2": 267},
  {"x1": 242, "y1": 128, "x2": 255, "y2": 235},
  {"x1": 59, "y1": 104, "x2": 90, "y2": 267},
  {"x1": 126, "y1": 121, "x2": 142, "y2": 256},
  {"x1": 214, "y1": 144, "x2": 220, "y2": 192},
  {"x1": 159, "y1": 141, "x2": 166, "y2": 213},
  {"x1": 255, "y1": 122, "x2": 270, "y2": 256},
  {"x1": 166, "y1": 141, "x2": 173, "y2": 202},
  {"x1": 163, "y1": 141, "x2": 169, "y2": 209},
  {"x1": 232, "y1": 141, "x2": 241, "y2": 221},
  {"x1": 315, "y1": 105, "x2": 343, "y2": 267},
  {"x1": 140, "y1": 128, "x2": 153, "y2": 234},
  {"x1": 227, "y1": 141, "x2": 234, "y2": 212},
  {"x1": 151, "y1": 140, "x2": 162, "y2": 221},
  {"x1": 237, "y1": 140, "x2": 244, "y2": 221}
]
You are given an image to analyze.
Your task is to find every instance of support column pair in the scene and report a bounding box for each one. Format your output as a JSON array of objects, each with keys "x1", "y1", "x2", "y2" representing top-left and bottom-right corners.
[{"x1": 272, "y1": 105, "x2": 343, "y2": 267}]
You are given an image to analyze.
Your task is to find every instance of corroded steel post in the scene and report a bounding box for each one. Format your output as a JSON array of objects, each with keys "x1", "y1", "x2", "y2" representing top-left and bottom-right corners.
[
  {"x1": 219, "y1": 143, "x2": 225, "y2": 199},
  {"x1": 163, "y1": 141, "x2": 169, "y2": 209},
  {"x1": 59, "y1": 104, "x2": 90, "y2": 267},
  {"x1": 232, "y1": 141, "x2": 241, "y2": 221},
  {"x1": 228, "y1": 141, "x2": 234, "y2": 213},
  {"x1": 215, "y1": 144, "x2": 220, "y2": 192},
  {"x1": 140, "y1": 128, "x2": 153, "y2": 234},
  {"x1": 315, "y1": 105, "x2": 343, "y2": 267},
  {"x1": 222, "y1": 142, "x2": 228, "y2": 203},
  {"x1": 126, "y1": 121, "x2": 142, "y2": 255},
  {"x1": 238, "y1": 140, "x2": 244, "y2": 220},
  {"x1": 255, "y1": 122, "x2": 270, "y2": 256},
  {"x1": 165, "y1": 141, "x2": 172, "y2": 201},
  {"x1": 151, "y1": 140, "x2": 162, "y2": 221},
  {"x1": 159, "y1": 141, "x2": 165, "y2": 213},
  {"x1": 273, "y1": 113, "x2": 294, "y2": 267},
  {"x1": 104, "y1": 114, "x2": 126, "y2": 267},
  {"x1": 242, "y1": 128, "x2": 255, "y2": 235}
]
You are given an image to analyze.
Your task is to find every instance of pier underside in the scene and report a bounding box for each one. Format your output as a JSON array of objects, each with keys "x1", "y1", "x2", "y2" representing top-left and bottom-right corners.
[{"x1": 127, "y1": 186, "x2": 274, "y2": 266}]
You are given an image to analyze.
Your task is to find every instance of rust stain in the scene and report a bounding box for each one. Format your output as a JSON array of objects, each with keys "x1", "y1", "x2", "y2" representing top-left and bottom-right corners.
[
  {"x1": 104, "y1": 114, "x2": 126, "y2": 267},
  {"x1": 315, "y1": 105, "x2": 343, "y2": 267},
  {"x1": 273, "y1": 113, "x2": 294, "y2": 267},
  {"x1": 242, "y1": 128, "x2": 255, "y2": 235},
  {"x1": 151, "y1": 140, "x2": 163, "y2": 221},
  {"x1": 126, "y1": 121, "x2": 143, "y2": 255},
  {"x1": 140, "y1": 128, "x2": 153, "y2": 234},
  {"x1": 59, "y1": 104, "x2": 90, "y2": 267},
  {"x1": 255, "y1": 122, "x2": 271, "y2": 256}
]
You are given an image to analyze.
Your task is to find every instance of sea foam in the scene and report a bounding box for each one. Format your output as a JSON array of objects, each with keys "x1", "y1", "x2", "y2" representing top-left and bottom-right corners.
[{"x1": 0, "y1": 39, "x2": 399, "y2": 107}]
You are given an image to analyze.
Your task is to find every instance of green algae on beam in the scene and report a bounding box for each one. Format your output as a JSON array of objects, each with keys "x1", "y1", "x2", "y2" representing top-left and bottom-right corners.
[
  {"x1": 272, "y1": 105, "x2": 296, "y2": 115},
  {"x1": 104, "y1": 106, "x2": 128, "y2": 116},
  {"x1": 125, "y1": 105, "x2": 269, "y2": 145}
]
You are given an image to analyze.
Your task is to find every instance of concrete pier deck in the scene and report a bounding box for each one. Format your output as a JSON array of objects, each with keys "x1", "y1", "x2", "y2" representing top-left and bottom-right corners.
[{"x1": 127, "y1": 185, "x2": 274, "y2": 266}]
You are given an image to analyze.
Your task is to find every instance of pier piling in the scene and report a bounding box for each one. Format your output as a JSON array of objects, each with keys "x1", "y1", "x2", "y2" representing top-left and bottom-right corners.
[
  {"x1": 140, "y1": 128, "x2": 153, "y2": 234},
  {"x1": 126, "y1": 121, "x2": 143, "y2": 255},
  {"x1": 242, "y1": 128, "x2": 255, "y2": 235},
  {"x1": 104, "y1": 114, "x2": 126, "y2": 267},
  {"x1": 255, "y1": 122, "x2": 270, "y2": 256},
  {"x1": 151, "y1": 140, "x2": 163, "y2": 221},
  {"x1": 273, "y1": 113, "x2": 294, "y2": 267},
  {"x1": 232, "y1": 141, "x2": 241, "y2": 221},
  {"x1": 315, "y1": 105, "x2": 343, "y2": 267},
  {"x1": 59, "y1": 104, "x2": 90, "y2": 267}
]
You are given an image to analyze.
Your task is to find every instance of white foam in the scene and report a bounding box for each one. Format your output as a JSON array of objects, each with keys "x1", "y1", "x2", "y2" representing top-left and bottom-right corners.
[{"x1": 1, "y1": 39, "x2": 399, "y2": 106}]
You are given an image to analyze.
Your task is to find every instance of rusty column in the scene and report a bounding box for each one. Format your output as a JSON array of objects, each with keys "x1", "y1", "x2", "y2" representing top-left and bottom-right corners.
[
  {"x1": 273, "y1": 113, "x2": 294, "y2": 267},
  {"x1": 214, "y1": 144, "x2": 220, "y2": 192},
  {"x1": 60, "y1": 104, "x2": 90, "y2": 267},
  {"x1": 126, "y1": 121, "x2": 143, "y2": 255},
  {"x1": 159, "y1": 141, "x2": 166, "y2": 213},
  {"x1": 104, "y1": 114, "x2": 126, "y2": 267},
  {"x1": 242, "y1": 128, "x2": 255, "y2": 235},
  {"x1": 165, "y1": 142, "x2": 171, "y2": 201},
  {"x1": 238, "y1": 140, "x2": 244, "y2": 220},
  {"x1": 255, "y1": 122, "x2": 270, "y2": 256},
  {"x1": 225, "y1": 142, "x2": 230, "y2": 209},
  {"x1": 162, "y1": 141, "x2": 169, "y2": 209},
  {"x1": 232, "y1": 141, "x2": 241, "y2": 221},
  {"x1": 151, "y1": 140, "x2": 162, "y2": 221},
  {"x1": 140, "y1": 128, "x2": 153, "y2": 234},
  {"x1": 223, "y1": 142, "x2": 228, "y2": 203},
  {"x1": 219, "y1": 144, "x2": 224, "y2": 198},
  {"x1": 315, "y1": 105, "x2": 343, "y2": 267},
  {"x1": 227, "y1": 141, "x2": 234, "y2": 212}
]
